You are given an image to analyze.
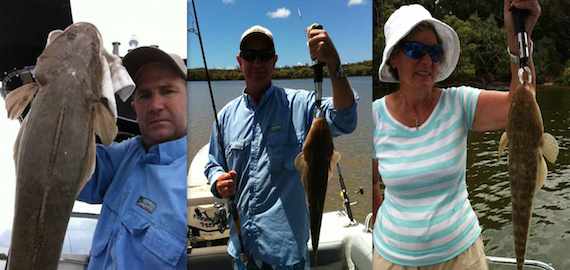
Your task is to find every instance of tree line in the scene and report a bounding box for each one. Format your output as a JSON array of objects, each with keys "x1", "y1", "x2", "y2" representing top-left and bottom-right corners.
[
  {"x1": 188, "y1": 60, "x2": 372, "y2": 81},
  {"x1": 374, "y1": 0, "x2": 570, "y2": 98}
]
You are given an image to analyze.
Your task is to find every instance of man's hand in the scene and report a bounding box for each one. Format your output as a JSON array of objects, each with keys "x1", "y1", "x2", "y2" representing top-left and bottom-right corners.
[
  {"x1": 216, "y1": 170, "x2": 237, "y2": 198},
  {"x1": 306, "y1": 27, "x2": 341, "y2": 71}
]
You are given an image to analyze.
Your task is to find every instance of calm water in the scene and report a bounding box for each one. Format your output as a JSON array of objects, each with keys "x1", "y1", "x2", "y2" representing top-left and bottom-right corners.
[
  {"x1": 466, "y1": 87, "x2": 570, "y2": 269},
  {"x1": 188, "y1": 77, "x2": 372, "y2": 222}
]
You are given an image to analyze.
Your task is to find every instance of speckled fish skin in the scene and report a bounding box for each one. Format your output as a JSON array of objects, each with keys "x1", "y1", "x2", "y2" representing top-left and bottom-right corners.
[
  {"x1": 507, "y1": 83, "x2": 543, "y2": 270},
  {"x1": 301, "y1": 116, "x2": 334, "y2": 263},
  {"x1": 7, "y1": 23, "x2": 114, "y2": 270}
]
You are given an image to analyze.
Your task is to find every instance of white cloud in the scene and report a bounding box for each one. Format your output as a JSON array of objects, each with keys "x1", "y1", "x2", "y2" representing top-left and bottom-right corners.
[
  {"x1": 222, "y1": 0, "x2": 234, "y2": 4},
  {"x1": 267, "y1": 7, "x2": 291, "y2": 19},
  {"x1": 348, "y1": 0, "x2": 365, "y2": 6}
]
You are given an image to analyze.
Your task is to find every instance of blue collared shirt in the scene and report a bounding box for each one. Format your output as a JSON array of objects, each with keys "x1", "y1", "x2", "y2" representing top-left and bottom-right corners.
[
  {"x1": 78, "y1": 136, "x2": 188, "y2": 270},
  {"x1": 205, "y1": 85, "x2": 357, "y2": 267}
]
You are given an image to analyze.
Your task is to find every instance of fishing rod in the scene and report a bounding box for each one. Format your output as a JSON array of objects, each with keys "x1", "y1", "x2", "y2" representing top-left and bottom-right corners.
[
  {"x1": 190, "y1": 0, "x2": 248, "y2": 265},
  {"x1": 336, "y1": 163, "x2": 355, "y2": 224},
  {"x1": 511, "y1": 7, "x2": 531, "y2": 84}
]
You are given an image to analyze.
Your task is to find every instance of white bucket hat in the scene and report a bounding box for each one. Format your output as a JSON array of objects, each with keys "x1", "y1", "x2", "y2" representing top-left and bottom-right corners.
[{"x1": 378, "y1": 4, "x2": 460, "y2": 83}]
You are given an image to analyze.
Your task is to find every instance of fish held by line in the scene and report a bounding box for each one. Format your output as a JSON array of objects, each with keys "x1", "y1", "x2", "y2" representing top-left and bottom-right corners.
[
  {"x1": 498, "y1": 82, "x2": 559, "y2": 270},
  {"x1": 294, "y1": 116, "x2": 341, "y2": 264}
]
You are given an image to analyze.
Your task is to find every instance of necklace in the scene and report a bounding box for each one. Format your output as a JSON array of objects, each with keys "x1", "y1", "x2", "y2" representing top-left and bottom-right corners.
[{"x1": 415, "y1": 118, "x2": 420, "y2": 130}]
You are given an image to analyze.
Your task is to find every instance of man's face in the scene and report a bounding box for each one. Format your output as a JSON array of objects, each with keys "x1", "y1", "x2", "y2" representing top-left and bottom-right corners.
[
  {"x1": 131, "y1": 63, "x2": 187, "y2": 148},
  {"x1": 237, "y1": 34, "x2": 277, "y2": 94}
]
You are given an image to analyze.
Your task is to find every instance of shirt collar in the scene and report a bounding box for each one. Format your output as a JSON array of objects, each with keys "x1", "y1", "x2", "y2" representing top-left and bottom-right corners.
[
  {"x1": 138, "y1": 135, "x2": 187, "y2": 164},
  {"x1": 243, "y1": 84, "x2": 275, "y2": 109}
]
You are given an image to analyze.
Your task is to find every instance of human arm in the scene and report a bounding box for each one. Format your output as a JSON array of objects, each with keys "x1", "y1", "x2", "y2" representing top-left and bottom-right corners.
[
  {"x1": 307, "y1": 27, "x2": 355, "y2": 110},
  {"x1": 77, "y1": 143, "x2": 126, "y2": 203},
  {"x1": 205, "y1": 121, "x2": 236, "y2": 199}
]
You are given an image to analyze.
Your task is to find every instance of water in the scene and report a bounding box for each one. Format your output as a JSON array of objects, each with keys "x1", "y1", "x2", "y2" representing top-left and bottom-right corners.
[
  {"x1": 466, "y1": 87, "x2": 570, "y2": 269},
  {"x1": 188, "y1": 76, "x2": 372, "y2": 222}
]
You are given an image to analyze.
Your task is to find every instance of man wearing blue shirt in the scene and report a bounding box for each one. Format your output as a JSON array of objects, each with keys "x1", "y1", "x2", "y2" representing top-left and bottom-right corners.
[
  {"x1": 78, "y1": 47, "x2": 188, "y2": 270},
  {"x1": 205, "y1": 25, "x2": 357, "y2": 269}
]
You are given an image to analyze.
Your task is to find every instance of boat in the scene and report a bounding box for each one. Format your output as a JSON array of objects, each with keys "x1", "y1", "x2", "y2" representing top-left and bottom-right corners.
[{"x1": 187, "y1": 144, "x2": 374, "y2": 269}]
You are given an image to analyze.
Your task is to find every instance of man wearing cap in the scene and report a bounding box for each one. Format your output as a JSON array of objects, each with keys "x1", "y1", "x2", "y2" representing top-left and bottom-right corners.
[
  {"x1": 77, "y1": 46, "x2": 188, "y2": 270},
  {"x1": 205, "y1": 25, "x2": 357, "y2": 269}
]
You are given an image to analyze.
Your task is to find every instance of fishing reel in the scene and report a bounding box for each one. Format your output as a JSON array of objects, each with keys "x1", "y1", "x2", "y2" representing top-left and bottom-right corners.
[{"x1": 191, "y1": 201, "x2": 229, "y2": 234}]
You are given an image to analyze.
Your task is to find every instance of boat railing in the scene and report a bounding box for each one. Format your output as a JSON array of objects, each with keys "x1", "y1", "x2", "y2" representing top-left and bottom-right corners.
[{"x1": 487, "y1": 256, "x2": 556, "y2": 270}]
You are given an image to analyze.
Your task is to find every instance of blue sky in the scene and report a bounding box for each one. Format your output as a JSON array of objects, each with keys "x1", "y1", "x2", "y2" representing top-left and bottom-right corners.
[{"x1": 187, "y1": 0, "x2": 371, "y2": 69}]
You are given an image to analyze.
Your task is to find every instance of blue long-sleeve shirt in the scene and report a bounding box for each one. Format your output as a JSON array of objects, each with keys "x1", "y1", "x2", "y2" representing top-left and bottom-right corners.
[
  {"x1": 78, "y1": 136, "x2": 187, "y2": 270},
  {"x1": 205, "y1": 85, "x2": 357, "y2": 267}
]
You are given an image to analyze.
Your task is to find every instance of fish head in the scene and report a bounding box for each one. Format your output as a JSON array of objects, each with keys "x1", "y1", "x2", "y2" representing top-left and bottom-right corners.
[
  {"x1": 33, "y1": 22, "x2": 104, "y2": 98},
  {"x1": 508, "y1": 82, "x2": 543, "y2": 147}
]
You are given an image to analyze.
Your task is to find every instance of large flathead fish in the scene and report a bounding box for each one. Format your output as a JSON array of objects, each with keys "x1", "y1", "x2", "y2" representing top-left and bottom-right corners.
[
  {"x1": 4, "y1": 23, "x2": 117, "y2": 270},
  {"x1": 498, "y1": 82, "x2": 559, "y2": 270},
  {"x1": 294, "y1": 116, "x2": 341, "y2": 263}
]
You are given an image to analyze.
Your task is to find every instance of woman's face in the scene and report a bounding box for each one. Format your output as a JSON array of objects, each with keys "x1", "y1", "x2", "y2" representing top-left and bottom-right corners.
[{"x1": 390, "y1": 29, "x2": 441, "y2": 89}]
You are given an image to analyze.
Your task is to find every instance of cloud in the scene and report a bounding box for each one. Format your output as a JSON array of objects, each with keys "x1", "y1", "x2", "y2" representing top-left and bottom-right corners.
[
  {"x1": 222, "y1": 0, "x2": 235, "y2": 4},
  {"x1": 348, "y1": 0, "x2": 365, "y2": 6},
  {"x1": 267, "y1": 7, "x2": 291, "y2": 19}
]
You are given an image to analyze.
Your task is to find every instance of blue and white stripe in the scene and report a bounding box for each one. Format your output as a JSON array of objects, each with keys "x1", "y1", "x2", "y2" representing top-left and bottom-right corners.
[{"x1": 372, "y1": 86, "x2": 482, "y2": 266}]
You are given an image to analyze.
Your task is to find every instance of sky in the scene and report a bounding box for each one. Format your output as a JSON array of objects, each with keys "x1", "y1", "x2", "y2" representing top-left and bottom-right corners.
[
  {"x1": 188, "y1": 0, "x2": 372, "y2": 69},
  {"x1": 70, "y1": 0, "x2": 186, "y2": 58}
]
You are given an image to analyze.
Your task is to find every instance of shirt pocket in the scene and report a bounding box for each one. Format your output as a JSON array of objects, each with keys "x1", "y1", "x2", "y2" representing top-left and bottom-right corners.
[
  {"x1": 90, "y1": 206, "x2": 117, "y2": 256},
  {"x1": 266, "y1": 131, "x2": 301, "y2": 172},
  {"x1": 121, "y1": 210, "x2": 185, "y2": 267},
  {"x1": 225, "y1": 139, "x2": 250, "y2": 171}
]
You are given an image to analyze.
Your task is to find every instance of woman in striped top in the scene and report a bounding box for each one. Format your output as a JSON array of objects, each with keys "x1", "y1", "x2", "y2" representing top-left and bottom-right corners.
[{"x1": 373, "y1": 1, "x2": 541, "y2": 269}]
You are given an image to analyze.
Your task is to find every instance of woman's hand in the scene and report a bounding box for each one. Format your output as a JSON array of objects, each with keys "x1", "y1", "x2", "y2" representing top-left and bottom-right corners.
[{"x1": 504, "y1": 0, "x2": 541, "y2": 51}]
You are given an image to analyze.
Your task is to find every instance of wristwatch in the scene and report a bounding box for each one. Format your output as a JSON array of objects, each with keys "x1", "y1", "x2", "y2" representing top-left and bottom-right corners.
[{"x1": 330, "y1": 62, "x2": 345, "y2": 80}]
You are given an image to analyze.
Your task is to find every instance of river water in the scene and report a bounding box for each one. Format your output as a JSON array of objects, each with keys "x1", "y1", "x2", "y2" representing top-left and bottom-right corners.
[{"x1": 187, "y1": 76, "x2": 373, "y2": 223}]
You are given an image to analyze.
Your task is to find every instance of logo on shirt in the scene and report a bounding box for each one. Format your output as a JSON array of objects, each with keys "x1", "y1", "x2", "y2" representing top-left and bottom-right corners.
[
  {"x1": 270, "y1": 124, "x2": 281, "y2": 132},
  {"x1": 136, "y1": 196, "x2": 156, "y2": 214}
]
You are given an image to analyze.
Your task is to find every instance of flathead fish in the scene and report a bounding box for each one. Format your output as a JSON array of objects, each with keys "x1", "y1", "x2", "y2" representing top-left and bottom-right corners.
[
  {"x1": 498, "y1": 82, "x2": 559, "y2": 270},
  {"x1": 294, "y1": 116, "x2": 341, "y2": 263},
  {"x1": 4, "y1": 22, "x2": 117, "y2": 270}
]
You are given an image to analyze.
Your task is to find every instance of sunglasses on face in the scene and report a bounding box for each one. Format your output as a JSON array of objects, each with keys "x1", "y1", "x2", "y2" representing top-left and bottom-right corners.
[
  {"x1": 239, "y1": 49, "x2": 275, "y2": 63},
  {"x1": 400, "y1": 42, "x2": 444, "y2": 63}
]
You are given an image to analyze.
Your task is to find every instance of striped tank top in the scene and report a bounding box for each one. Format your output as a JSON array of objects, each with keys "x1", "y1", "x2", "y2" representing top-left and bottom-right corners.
[{"x1": 372, "y1": 86, "x2": 482, "y2": 266}]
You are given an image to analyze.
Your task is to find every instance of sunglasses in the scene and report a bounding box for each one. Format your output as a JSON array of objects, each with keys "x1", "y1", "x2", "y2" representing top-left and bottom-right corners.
[
  {"x1": 240, "y1": 49, "x2": 275, "y2": 62},
  {"x1": 400, "y1": 42, "x2": 444, "y2": 63}
]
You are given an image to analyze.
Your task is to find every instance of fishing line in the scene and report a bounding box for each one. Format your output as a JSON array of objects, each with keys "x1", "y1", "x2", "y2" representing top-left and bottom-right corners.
[{"x1": 189, "y1": 0, "x2": 247, "y2": 263}]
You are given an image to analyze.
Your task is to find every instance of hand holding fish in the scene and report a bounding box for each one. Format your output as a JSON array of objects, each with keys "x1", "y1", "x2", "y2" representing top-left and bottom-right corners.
[
  {"x1": 306, "y1": 27, "x2": 341, "y2": 71},
  {"x1": 216, "y1": 170, "x2": 237, "y2": 198}
]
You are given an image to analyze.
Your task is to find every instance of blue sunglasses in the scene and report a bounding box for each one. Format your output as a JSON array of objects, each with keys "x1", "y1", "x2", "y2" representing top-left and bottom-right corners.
[{"x1": 400, "y1": 42, "x2": 444, "y2": 63}]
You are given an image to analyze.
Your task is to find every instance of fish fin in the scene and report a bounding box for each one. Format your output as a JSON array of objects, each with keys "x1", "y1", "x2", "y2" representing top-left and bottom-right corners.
[
  {"x1": 77, "y1": 134, "x2": 96, "y2": 197},
  {"x1": 498, "y1": 132, "x2": 508, "y2": 157},
  {"x1": 536, "y1": 156, "x2": 547, "y2": 192},
  {"x1": 5, "y1": 82, "x2": 39, "y2": 119},
  {"x1": 12, "y1": 117, "x2": 28, "y2": 168},
  {"x1": 541, "y1": 133, "x2": 559, "y2": 164},
  {"x1": 94, "y1": 100, "x2": 117, "y2": 145}
]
